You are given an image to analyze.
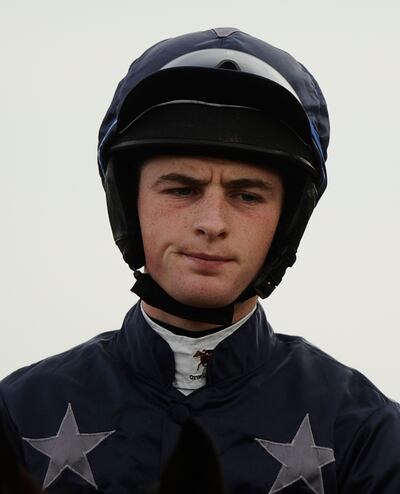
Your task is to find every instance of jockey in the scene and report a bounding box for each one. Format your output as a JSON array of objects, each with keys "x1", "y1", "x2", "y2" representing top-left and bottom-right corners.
[{"x1": 1, "y1": 28, "x2": 400, "y2": 493}]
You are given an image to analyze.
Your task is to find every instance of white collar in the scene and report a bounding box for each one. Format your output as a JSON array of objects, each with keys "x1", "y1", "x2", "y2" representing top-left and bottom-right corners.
[{"x1": 141, "y1": 302, "x2": 257, "y2": 395}]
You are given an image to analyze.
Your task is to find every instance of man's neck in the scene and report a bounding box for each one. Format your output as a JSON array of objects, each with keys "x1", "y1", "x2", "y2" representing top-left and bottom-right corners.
[{"x1": 141, "y1": 296, "x2": 258, "y2": 331}]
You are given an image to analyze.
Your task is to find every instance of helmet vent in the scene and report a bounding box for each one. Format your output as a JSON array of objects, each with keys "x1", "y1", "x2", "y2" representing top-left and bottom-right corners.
[{"x1": 216, "y1": 59, "x2": 240, "y2": 71}]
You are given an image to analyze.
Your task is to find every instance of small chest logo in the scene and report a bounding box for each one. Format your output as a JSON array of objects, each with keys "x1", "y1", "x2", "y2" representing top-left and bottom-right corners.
[{"x1": 193, "y1": 349, "x2": 213, "y2": 370}]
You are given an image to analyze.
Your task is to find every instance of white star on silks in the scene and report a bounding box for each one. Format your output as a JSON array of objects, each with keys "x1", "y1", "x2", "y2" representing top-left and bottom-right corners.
[
  {"x1": 22, "y1": 403, "x2": 115, "y2": 490},
  {"x1": 255, "y1": 414, "x2": 335, "y2": 494}
]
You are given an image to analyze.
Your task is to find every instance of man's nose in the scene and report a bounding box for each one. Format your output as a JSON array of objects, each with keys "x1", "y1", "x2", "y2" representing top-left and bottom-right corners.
[{"x1": 193, "y1": 191, "x2": 228, "y2": 239}]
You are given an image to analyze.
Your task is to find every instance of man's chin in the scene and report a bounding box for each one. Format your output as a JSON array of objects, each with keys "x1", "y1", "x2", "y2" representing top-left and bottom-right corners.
[
  {"x1": 169, "y1": 288, "x2": 240, "y2": 309},
  {"x1": 155, "y1": 273, "x2": 248, "y2": 308}
]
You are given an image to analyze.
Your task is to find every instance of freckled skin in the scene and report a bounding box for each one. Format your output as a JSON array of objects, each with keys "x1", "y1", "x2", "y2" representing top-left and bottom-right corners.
[{"x1": 137, "y1": 155, "x2": 284, "y2": 328}]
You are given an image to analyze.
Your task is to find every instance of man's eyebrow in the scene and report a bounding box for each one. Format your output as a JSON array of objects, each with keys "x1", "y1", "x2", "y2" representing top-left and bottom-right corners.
[
  {"x1": 153, "y1": 173, "x2": 209, "y2": 188},
  {"x1": 153, "y1": 173, "x2": 275, "y2": 191},
  {"x1": 223, "y1": 178, "x2": 275, "y2": 191}
]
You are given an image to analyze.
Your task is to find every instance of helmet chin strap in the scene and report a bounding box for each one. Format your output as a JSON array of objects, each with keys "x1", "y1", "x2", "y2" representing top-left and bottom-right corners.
[{"x1": 131, "y1": 271, "x2": 254, "y2": 325}]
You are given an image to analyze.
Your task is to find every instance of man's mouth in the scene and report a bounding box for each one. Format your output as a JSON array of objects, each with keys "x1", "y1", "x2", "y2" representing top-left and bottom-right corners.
[{"x1": 182, "y1": 252, "x2": 234, "y2": 263}]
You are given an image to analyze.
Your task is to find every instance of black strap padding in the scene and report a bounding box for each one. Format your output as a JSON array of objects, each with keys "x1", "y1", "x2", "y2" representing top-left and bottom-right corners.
[
  {"x1": 104, "y1": 158, "x2": 145, "y2": 269},
  {"x1": 254, "y1": 177, "x2": 317, "y2": 298},
  {"x1": 103, "y1": 161, "x2": 129, "y2": 243}
]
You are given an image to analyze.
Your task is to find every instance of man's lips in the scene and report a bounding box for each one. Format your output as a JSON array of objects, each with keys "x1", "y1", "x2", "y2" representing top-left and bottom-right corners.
[{"x1": 181, "y1": 252, "x2": 234, "y2": 263}]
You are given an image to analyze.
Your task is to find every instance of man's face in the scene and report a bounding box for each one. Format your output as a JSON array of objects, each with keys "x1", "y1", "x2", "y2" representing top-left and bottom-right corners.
[{"x1": 138, "y1": 155, "x2": 284, "y2": 308}]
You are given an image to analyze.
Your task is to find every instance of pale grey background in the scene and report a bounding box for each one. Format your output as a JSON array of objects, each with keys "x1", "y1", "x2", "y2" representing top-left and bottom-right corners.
[{"x1": 1, "y1": 1, "x2": 399, "y2": 399}]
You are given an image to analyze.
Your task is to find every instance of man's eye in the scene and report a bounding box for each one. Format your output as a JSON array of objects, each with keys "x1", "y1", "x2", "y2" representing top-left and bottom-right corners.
[
  {"x1": 169, "y1": 187, "x2": 194, "y2": 197},
  {"x1": 237, "y1": 192, "x2": 261, "y2": 203}
]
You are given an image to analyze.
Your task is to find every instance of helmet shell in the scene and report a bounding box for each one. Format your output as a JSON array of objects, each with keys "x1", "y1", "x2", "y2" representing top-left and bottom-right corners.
[{"x1": 98, "y1": 28, "x2": 329, "y2": 183}]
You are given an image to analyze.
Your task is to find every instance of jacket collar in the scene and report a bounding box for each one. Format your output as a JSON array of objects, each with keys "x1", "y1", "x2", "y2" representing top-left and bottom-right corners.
[{"x1": 113, "y1": 302, "x2": 276, "y2": 391}]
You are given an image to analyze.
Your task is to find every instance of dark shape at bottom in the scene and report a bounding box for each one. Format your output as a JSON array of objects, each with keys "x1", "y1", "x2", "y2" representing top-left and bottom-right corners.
[{"x1": 156, "y1": 418, "x2": 225, "y2": 494}]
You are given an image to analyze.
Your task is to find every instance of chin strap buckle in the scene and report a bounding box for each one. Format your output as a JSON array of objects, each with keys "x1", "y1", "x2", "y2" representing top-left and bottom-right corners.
[
  {"x1": 254, "y1": 246, "x2": 297, "y2": 299},
  {"x1": 133, "y1": 269, "x2": 143, "y2": 280}
]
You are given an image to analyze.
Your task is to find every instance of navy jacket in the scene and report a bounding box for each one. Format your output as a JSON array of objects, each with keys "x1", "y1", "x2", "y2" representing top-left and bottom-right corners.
[{"x1": 1, "y1": 303, "x2": 400, "y2": 493}]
